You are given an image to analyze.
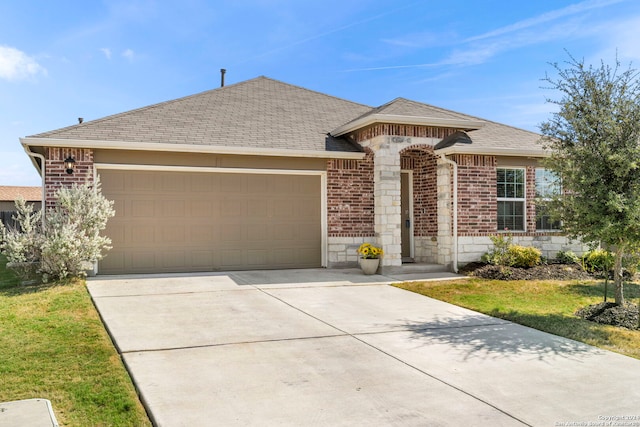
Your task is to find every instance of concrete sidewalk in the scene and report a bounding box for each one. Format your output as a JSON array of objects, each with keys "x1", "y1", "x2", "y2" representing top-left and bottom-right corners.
[{"x1": 88, "y1": 269, "x2": 640, "y2": 426}]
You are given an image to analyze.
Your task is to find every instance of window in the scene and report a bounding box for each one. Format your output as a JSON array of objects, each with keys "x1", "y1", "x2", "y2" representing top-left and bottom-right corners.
[
  {"x1": 497, "y1": 168, "x2": 525, "y2": 230},
  {"x1": 535, "y1": 168, "x2": 561, "y2": 230}
]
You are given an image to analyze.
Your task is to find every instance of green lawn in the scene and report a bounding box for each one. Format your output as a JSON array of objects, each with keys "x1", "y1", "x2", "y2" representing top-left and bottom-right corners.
[
  {"x1": 0, "y1": 255, "x2": 151, "y2": 426},
  {"x1": 394, "y1": 278, "x2": 640, "y2": 360}
]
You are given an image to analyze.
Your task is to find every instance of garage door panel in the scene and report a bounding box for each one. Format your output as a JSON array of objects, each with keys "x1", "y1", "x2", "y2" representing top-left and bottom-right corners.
[
  {"x1": 220, "y1": 175, "x2": 244, "y2": 193},
  {"x1": 161, "y1": 199, "x2": 185, "y2": 217},
  {"x1": 126, "y1": 225, "x2": 152, "y2": 247},
  {"x1": 162, "y1": 174, "x2": 186, "y2": 192},
  {"x1": 220, "y1": 224, "x2": 244, "y2": 243},
  {"x1": 247, "y1": 199, "x2": 268, "y2": 217},
  {"x1": 162, "y1": 225, "x2": 186, "y2": 243},
  {"x1": 191, "y1": 200, "x2": 214, "y2": 217},
  {"x1": 191, "y1": 224, "x2": 215, "y2": 242},
  {"x1": 247, "y1": 175, "x2": 268, "y2": 193},
  {"x1": 220, "y1": 249, "x2": 243, "y2": 267},
  {"x1": 270, "y1": 176, "x2": 294, "y2": 194},
  {"x1": 271, "y1": 224, "x2": 294, "y2": 241},
  {"x1": 131, "y1": 251, "x2": 157, "y2": 270},
  {"x1": 101, "y1": 251, "x2": 125, "y2": 272},
  {"x1": 99, "y1": 170, "x2": 321, "y2": 274},
  {"x1": 247, "y1": 250, "x2": 268, "y2": 266},
  {"x1": 132, "y1": 200, "x2": 156, "y2": 217},
  {"x1": 220, "y1": 199, "x2": 245, "y2": 218},
  {"x1": 247, "y1": 224, "x2": 268, "y2": 241},
  {"x1": 273, "y1": 200, "x2": 294, "y2": 218},
  {"x1": 130, "y1": 173, "x2": 155, "y2": 192},
  {"x1": 161, "y1": 251, "x2": 186, "y2": 269}
]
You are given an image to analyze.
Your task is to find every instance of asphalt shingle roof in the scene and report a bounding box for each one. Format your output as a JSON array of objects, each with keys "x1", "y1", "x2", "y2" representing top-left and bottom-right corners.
[
  {"x1": 31, "y1": 77, "x2": 373, "y2": 152},
  {"x1": 28, "y1": 76, "x2": 543, "y2": 155}
]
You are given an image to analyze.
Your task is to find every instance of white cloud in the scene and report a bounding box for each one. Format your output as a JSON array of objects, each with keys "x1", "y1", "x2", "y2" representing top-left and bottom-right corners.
[
  {"x1": 122, "y1": 48, "x2": 135, "y2": 61},
  {"x1": 466, "y1": 0, "x2": 625, "y2": 42},
  {"x1": 100, "y1": 47, "x2": 112, "y2": 59},
  {"x1": 0, "y1": 45, "x2": 46, "y2": 81}
]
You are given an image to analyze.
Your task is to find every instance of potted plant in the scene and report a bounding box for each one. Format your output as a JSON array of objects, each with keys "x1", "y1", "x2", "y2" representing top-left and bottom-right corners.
[{"x1": 357, "y1": 243, "x2": 384, "y2": 275}]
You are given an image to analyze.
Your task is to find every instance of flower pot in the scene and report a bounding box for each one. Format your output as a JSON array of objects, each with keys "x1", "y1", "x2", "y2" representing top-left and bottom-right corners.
[{"x1": 360, "y1": 258, "x2": 380, "y2": 275}]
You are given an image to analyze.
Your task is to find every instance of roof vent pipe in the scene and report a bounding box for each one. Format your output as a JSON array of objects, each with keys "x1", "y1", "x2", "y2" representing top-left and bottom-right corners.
[{"x1": 220, "y1": 69, "x2": 226, "y2": 87}]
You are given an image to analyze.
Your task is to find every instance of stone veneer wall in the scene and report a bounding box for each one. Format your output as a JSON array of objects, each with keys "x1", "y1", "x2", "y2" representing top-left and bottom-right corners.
[
  {"x1": 326, "y1": 150, "x2": 375, "y2": 266},
  {"x1": 45, "y1": 148, "x2": 94, "y2": 208},
  {"x1": 458, "y1": 235, "x2": 585, "y2": 264}
]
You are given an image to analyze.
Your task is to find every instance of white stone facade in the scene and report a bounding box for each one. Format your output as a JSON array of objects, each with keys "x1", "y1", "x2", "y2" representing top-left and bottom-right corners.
[
  {"x1": 457, "y1": 235, "x2": 587, "y2": 265},
  {"x1": 327, "y1": 236, "x2": 376, "y2": 267}
]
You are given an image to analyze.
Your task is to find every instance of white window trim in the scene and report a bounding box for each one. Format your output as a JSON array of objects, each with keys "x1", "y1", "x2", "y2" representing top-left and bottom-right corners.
[{"x1": 497, "y1": 167, "x2": 527, "y2": 232}]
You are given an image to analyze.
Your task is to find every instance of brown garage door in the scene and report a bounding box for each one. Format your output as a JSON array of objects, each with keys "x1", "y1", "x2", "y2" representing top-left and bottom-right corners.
[{"x1": 98, "y1": 169, "x2": 322, "y2": 274}]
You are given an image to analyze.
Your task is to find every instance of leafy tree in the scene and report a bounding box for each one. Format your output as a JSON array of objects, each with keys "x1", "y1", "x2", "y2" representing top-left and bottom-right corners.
[
  {"x1": 540, "y1": 54, "x2": 640, "y2": 305},
  {"x1": 0, "y1": 178, "x2": 115, "y2": 282}
]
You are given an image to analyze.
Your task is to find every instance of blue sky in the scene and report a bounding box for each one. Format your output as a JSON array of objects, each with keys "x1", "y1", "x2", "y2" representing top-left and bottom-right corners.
[{"x1": 2, "y1": 0, "x2": 639, "y2": 186}]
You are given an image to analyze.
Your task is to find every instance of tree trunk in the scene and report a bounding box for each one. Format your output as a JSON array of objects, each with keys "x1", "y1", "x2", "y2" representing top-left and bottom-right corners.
[{"x1": 613, "y1": 246, "x2": 625, "y2": 306}]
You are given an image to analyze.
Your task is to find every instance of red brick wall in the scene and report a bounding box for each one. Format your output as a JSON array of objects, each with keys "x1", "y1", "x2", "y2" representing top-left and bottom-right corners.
[
  {"x1": 45, "y1": 148, "x2": 94, "y2": 207},
  {"x1": 455, "y1": 155, "x2": 497, "y2": 234},
  {"x1": 401, "y1": 146, "x2": 438, "y2": 236},
  {"x1": 327, "y1": 150, "x2": 374, "y2": 237},
  {"x1": 353, "y1": 124, "x2": 460, "y2": 143}
]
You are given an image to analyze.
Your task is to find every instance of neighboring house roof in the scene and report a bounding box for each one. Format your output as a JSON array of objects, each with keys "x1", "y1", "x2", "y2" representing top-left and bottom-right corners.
[
  {"x1": 23, "y1": 75, "x2": 544, "y2": 157},
  {"x1": 0, "y1": 186, "x2": 42, "y2": 202}
]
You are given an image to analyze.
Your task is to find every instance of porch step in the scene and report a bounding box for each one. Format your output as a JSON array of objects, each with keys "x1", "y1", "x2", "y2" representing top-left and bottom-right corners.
[{"x1": 383, "y1": 263, "x2": 450, "y2": 275}]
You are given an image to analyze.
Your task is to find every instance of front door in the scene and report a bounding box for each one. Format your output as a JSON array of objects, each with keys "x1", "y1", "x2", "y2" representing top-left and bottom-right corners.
[{"x1": 401, "y1": 170, "x2": 414, "y2": 262}]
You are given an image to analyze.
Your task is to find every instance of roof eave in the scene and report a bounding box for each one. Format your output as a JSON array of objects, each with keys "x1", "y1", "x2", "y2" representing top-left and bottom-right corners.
[
  {"x1": 20, "y1": 137, "x2": 366, "y2": 160},
  {"x1": 331, "y1": 113, "x2": 486, "y2": 137},
  {"x1": 436, "y1": 145, "x2": 549, "y2": 158}
]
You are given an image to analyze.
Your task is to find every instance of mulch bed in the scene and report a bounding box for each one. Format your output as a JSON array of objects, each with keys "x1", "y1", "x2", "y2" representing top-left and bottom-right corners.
[
  {"x1": 462, "y1": 262, "x2": 593, "y2": 281},
  {"x1": 576, "y1": 302, "x2": 639, "y2": 330}
]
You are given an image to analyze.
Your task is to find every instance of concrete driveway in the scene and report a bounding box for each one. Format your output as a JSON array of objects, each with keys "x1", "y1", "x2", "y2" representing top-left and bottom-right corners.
[{"x1": 87, "y1": 269, "x2": 640, "y2": 426}]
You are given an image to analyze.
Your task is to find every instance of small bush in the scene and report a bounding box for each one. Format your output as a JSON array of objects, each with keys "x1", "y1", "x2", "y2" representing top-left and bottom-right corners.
[
  {"x1": 481, "y1": 234, "x2": 513, "y2": 266},
  {"x1": 482, "y1": 234, "x2": 541, "y2": 268},
  {"x1": 581, "y1": 249, "x2": 614, "y2": 275},
  {"x1": 509, "y1": 245, "x2": 542, "y2": 268},
  {"x1": 556, "y1": 250, "x2": 580, "y2": 264},
  {"x1": 0, "y1": 178, "x2": 115, "y2": 283}
]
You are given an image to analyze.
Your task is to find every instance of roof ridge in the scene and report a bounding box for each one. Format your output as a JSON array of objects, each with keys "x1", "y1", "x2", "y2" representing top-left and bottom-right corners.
[{"x1": 385, "y1": 97, "x2": 540, "y2": 136}]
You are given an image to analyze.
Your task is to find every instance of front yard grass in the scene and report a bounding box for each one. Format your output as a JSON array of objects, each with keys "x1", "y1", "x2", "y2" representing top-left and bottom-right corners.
[
  {"x1": 394, "y1": 278, "x2": 640, "y2": 360},
  {"x1": 0, "y1": 255, "x2": 151, "y2": 426}
]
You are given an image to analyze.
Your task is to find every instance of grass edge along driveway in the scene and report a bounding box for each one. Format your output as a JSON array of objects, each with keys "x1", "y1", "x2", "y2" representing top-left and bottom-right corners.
[
  {"x1": 394, "y1": 278, "x2": 640, "y2": 360},
  {"x1": 0, "y1": 257, "x2": 151, "y2": 426}
]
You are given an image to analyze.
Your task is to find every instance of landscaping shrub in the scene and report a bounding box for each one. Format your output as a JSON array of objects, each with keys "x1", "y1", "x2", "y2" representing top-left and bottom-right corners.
[
  {"x1": 555, "y1": 250, "x2": 580, "y2": 264},
  {"x1": 581, "y1": 249, "x2": 614, "y2": 275},
  {"x1": 0, "y1": 178, "x2": 115, "y2": 282},
  {"x1": 509, "y1": 245, "x2": 542, "y2": 268},
  {"x1": 482, "y1": 234, "x2": 542, "y2": 268}
]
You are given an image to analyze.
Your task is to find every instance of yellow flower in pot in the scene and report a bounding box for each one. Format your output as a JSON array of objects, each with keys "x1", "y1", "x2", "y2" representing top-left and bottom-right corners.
[{"x1": 357, "y1": 243, "x2": 383, "y2": 274}]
